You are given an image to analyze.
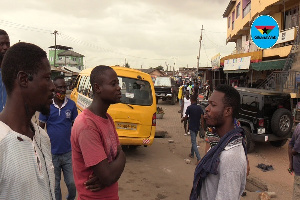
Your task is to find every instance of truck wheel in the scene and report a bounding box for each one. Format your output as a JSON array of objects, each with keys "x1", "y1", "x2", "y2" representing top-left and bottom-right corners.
[
  {"x1": 271, "y1": 108, "x2": 293, "y2": 137},
  {"x1": 170, "y1": 95, "x2": 176, "y2": 105},
  {"x1": 242, "y1": 126, "x2": 255, "y2": 153},
  {"x1": 270, "y1": 139, "x2": 288, "y2": 147}
]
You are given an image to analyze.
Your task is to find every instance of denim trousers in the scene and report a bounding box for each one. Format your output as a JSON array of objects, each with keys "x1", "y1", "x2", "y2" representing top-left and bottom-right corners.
[
  {"x1": 190, "y1": 130, "x2": 201, "y2": 161},
  {"x1": 293, "y1": 174, "x2": 300, "y2": 200},
  {"x1": 52, "y1": 151, "x2": 76, "y2": 200}
]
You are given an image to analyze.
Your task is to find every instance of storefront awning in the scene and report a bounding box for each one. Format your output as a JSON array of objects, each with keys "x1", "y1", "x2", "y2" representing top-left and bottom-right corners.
[
  {"x1": 221, "y1": 50, "x2": 263, "y2": 66},
  {"x1": 250, "y1": 59, "x2": 286, "y2": 71}
]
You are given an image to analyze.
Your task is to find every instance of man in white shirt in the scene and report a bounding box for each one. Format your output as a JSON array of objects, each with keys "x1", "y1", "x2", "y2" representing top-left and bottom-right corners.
[{"x1": 0, "y1": 42, "x2": 56, "y2": 199}]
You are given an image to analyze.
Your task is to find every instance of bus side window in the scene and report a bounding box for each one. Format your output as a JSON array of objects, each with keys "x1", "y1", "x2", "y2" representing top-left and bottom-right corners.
[
  {"x1": 82, "y1": 76, "x2": 90, "y2": 96},
  {"x1": 78, "y1": 76, "x2": 87, "y2": 94},
  {"x1": 73, "y1": 75, "x2": 81, "y2": 90}
]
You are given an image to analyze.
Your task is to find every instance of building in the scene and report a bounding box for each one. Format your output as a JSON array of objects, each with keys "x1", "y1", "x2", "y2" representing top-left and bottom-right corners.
[
  {"x1": 48, "y1": 45, "x2": 85, "y2": 70},
  {"x1": 221, "y1": 0, "x2": 299, "y2": 88},
  {"x1": 138, "y1": 68, "x2": 165, "y2": 82}
]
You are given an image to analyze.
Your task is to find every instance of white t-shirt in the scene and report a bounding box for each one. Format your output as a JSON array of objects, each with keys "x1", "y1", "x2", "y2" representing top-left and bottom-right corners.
[
  {"x1": 183, "y1": 97, "x2": 191, "y2": 117},
  {"x1": 200, "y1": 138, "x2": 247, "y2": 200},
  {"x1": 0, "y1": 121, "x2": 55, "y2": 200}
]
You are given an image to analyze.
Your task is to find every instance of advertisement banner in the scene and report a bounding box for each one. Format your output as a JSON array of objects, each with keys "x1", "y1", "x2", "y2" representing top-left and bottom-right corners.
[
  {"x1": 223, "y1": 56, "x2": 251, "y2": 71},
  {"x1": 211, "y1": 53, "x2": 220, "y2": 70}
]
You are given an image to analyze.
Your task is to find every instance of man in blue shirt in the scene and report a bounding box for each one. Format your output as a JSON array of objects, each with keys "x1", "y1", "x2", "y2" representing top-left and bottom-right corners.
[
  {"x1": 0, "y1": 29, "x2": 10, "y2": 112},
  {"x1": 39, "y1": 76, "x2": 78, "y2": 200},
  {"x1": 181, "y1": 94, "x2": 204, "y2": 162}
]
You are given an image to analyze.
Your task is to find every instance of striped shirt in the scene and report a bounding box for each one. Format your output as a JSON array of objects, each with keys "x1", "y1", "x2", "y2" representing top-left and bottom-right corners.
[
  {"x1": 0, "y1": 121, "x2": 55, "y2": 200},
  {"x1": 205, "y1": 119, "x2": 241, "y2": 148}
]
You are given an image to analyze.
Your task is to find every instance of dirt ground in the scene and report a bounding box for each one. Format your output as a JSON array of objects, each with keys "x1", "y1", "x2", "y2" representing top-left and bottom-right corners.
[{"x1": 60, "y1": 100, "x2": 294, "y2": 199}]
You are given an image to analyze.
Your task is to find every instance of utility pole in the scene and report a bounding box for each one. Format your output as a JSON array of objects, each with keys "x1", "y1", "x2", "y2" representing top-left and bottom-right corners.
[
  {"x1": 197, "y1": 25, "x2": 204, "y2": 76},
  {"x1": 52, "y1": 30, "x2": 58, "y2": 68}
]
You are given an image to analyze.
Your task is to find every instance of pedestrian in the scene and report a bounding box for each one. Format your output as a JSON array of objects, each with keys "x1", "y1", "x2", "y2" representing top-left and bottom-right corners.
[
  {"x1": 203, "y1": 80, "x2": 210, "y2": 100},
  {"x1": 71, "y1": 65, "x2": 126, "y2": 200},
  {"x1": 0, "y1": 29, "x2": 10, "y2": 112},
  {"x1": 181, "y1": 90, "x2": 191, "y2": 135},
  {"x1": 193, "y1": 82, "x2": 199, "y2": 96},
  {"x1": 187, "y1": 82, "x2": 192, "y2": 95},
  {"x1": 39, "y1": 76, "x2": 78, "y2": 200},
  {"x1": 288, "y1": 123, "x2": 300, "y2": 200},
  {"x1": 190, "y1": 84, "x2": 247, "y2": 200},
  {"x1": 181, "y1": 94, "x2": 204, "y2": 162},
  {"x1": 178, "y1": 81, "x2": 184, "y2": 113},
  {"x1": 0, "y1": 42, "x2": 56, "y2": 199}
]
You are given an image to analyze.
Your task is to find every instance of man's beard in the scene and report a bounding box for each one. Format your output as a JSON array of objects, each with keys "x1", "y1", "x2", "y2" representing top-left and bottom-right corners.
[
  {"x1": 206, "y1": 109, "x2": 225, "y2": 128},
  {"x1": 214, "y1": 111, "x2": 225, "y2": 128}
]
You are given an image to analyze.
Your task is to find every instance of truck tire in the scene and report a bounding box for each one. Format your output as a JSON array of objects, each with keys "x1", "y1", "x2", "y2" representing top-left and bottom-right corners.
[
  {"x1": 170, "y1": 95, "x2": 176, "y2": 105},
  {"x1": 270, "y1": 139, "x2": 288, "y2": 147},
  {"x1": 271, "y1": 108, "x2": 292, "y2": 137},
  {"x1": 242, "y1": 126, "x2": 255, "y2": 153}
]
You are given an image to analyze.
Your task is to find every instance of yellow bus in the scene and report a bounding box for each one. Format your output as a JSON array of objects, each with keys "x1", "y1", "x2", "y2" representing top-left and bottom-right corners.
[{"x1": 70, "y1": 66, "x2": 156, "y2": 147}]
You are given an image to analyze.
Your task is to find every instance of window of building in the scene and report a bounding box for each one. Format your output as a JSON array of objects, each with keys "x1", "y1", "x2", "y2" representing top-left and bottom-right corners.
[
  {"x1": 79, "y1": 58, "x2": 81, "y2": 63},
  {"x1": 236, "y1": 2, "x2": 240, "y2": 18},
  {"x1": 228, "y1": 16, "x2": 231, "y2": 28},
  {"x1": 284, "y1": 6, "x2": 299, "y2": 30},
  {"x1": 232, "y1": 10, "x2": 235, "y2": 30},
  {"x1": 242, "y1": 0, "x2": 251, "y2": 18}
]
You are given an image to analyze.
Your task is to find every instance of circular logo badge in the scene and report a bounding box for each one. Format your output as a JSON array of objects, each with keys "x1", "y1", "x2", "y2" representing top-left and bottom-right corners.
[{"x1": 251, "y1": 15, "x2": 279, "y2": 49}]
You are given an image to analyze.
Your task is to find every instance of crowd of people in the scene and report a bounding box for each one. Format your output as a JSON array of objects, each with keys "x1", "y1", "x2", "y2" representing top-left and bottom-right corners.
[{"x1": 0, "y1": 28, "x2": 300, "y2": 200}]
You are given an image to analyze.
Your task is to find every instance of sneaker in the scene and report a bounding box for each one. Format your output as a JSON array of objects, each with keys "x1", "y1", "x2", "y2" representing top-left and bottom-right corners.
[
  {"x1": 184, "y1": 133, "x2": 188, "y2": 136},
  {"x1": 187, "y1": 131, "x2": 190, "y2": 135}
]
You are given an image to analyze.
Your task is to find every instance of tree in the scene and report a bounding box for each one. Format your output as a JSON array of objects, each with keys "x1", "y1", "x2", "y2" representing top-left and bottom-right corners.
[{"x1": 155, "y1": 65, "x2": 164, "y2": 71}]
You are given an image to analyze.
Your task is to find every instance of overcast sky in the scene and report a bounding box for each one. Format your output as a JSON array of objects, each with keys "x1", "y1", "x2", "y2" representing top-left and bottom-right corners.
[{"x1": 1, "y1": 0, "x2": 235, "y2": 70}]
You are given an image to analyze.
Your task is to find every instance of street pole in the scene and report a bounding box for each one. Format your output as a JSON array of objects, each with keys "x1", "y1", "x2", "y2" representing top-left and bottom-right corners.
[
  {"x1": 197, "y1": 25, "x2": 204, "y2": 79},
  {"x1": 52, "y1": 30, "x2": 58, "y2": 68}
]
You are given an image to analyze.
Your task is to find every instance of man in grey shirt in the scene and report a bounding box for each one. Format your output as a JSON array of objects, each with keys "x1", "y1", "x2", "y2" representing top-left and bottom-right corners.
[{"x1": 190, "y1": 84, "x2": 247, "y2": 200}]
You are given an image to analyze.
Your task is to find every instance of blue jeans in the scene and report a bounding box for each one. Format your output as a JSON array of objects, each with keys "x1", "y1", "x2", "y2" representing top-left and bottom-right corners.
[
  {"x1": 190, "y1": 130, "x2": 201, "y2": 161},
  {"x1": 179, "y1": 99, "x2": 183, "y2": 107},
  {"x1": 52, "y1": 151, "x2": 76, "y2": 200}
]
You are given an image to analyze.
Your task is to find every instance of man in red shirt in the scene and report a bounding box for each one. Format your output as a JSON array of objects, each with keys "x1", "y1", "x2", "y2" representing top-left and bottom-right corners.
[{"x1": 71, "y1": 65, "x2": 126, "y2": 200}]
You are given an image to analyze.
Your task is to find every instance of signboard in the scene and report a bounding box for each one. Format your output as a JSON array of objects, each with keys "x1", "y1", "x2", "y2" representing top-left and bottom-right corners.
[
  {"x1": 250, "y1": 15, "x2": 279, "y2": 49},
  {"x1": 275, "y1": 27, "x2": 295, "y2": 44},
  {"x1": 77, "y1": 93, "x2": 92, "y2": 109},
  {"x1": 211, "y1": 53, "x2": 220, "y2": 70},
  {"x1": 224, "y1": 56, "x2": 251, "y2": 71}
]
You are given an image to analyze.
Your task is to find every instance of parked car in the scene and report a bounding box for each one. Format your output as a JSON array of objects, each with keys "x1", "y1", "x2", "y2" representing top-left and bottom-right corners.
[
  {"x1": 237, "y1": 88, "x2": 293, "y2": 152},
  {"x1": 154, "y1": 76, "x2": 178, "y2": 105}
]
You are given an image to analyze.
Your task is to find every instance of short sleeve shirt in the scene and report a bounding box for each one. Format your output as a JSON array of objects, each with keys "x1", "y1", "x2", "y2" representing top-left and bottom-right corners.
[
  {"x1": 39, "y1": 98, "x2": 78, "y2": 155},
  {"x1": 71, "y1": 109, "x2": 120, "y2": 200},
  {"x1": 200, "y1": 139, "x2": 247, "y2": 200},
  {"x1": 289, "y1": 123, "x2": 300, "y2": 175},
  {"x1": 185, "y1": 103, "x2": 204, "y2": 132},
  {"x1": 0, "y1": 121, "x2": 55, "y2": 199}
]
